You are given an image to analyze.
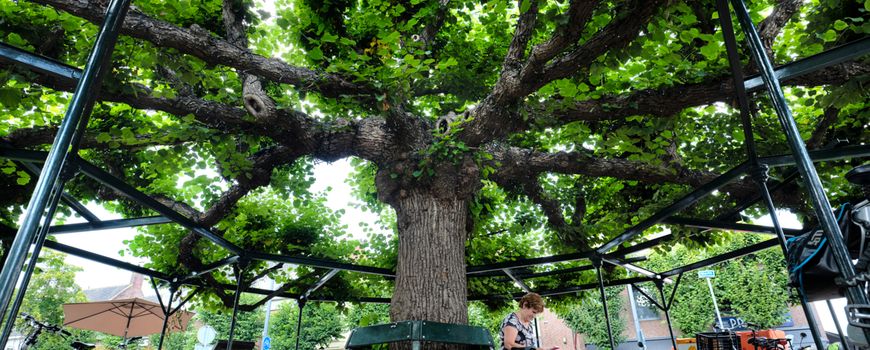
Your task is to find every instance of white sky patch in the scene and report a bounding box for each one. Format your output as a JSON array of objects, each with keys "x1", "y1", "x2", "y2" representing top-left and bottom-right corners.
[
  {"x1": 15, "y1": 158, "x2": 377, "y2": 291},
  {"x1": 51, "y1": 205, "x2": 153, "y2": 291},
  {"x1": 310, "y1": 158, "x2": 382, "y2": 241}
]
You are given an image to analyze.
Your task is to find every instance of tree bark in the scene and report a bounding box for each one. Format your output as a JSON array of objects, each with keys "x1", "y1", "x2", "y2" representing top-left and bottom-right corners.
[{"x1": 390, "y1": 189, "x2": 469, "y2": 327}]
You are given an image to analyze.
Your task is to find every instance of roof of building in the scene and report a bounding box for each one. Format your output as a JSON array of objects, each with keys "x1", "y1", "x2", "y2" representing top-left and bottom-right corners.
[
  {"x1": 81, "y1": 273, "x2": 158, "y2": 303},
  {"x1": 83, "y1": 285, "x2": 128, "y2": 302}
]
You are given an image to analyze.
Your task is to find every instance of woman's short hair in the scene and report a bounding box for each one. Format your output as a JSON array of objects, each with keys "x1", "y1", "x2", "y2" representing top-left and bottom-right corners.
[{"x1": 519, "y1": 292, "x2": 544, "y2": 312}]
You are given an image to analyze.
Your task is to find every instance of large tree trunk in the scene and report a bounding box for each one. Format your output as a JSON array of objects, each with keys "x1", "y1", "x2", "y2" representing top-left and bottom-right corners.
[{"x1": 390, "y1": 189, "x2": 469, "y2": 325}]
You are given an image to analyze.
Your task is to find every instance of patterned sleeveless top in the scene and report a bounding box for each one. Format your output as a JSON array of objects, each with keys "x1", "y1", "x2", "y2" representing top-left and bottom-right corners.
[{"x1": 499, "y1": 312, "x2": 536, "y2": 350}]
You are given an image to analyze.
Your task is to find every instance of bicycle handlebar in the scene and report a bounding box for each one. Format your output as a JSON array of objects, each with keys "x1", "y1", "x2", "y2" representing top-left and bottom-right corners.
[{"x1": 19, "y1": 312, "x2": 72, "y2": 336}]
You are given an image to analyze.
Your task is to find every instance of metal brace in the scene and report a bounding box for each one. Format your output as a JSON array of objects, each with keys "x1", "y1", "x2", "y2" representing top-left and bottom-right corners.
[{"x1": 847, "y1": 304, "x2": 870, "y2": 328}]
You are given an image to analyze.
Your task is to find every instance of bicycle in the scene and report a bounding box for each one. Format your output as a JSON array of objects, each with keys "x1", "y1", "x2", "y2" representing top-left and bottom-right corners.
[
  {"x1": 743, "y1": 323, "x2": 791, "y2": 350},
  {"x1": 18, "y1": 312, "x2": 94, "y2": 350}
]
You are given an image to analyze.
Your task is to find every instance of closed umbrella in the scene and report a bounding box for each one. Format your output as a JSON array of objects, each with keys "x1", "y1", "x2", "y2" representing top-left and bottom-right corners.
[{"x1": 63, "y1": 298, "x2": 194, "y2": 339}]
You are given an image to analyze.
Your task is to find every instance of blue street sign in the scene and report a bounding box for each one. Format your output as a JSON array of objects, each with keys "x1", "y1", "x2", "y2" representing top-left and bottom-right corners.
[
  {"x1": 698, "y1": 270, "x2": 716, "y2": 278},
  {"x1": 262, "y1": 336, "x2": 271, "y2": 350}
]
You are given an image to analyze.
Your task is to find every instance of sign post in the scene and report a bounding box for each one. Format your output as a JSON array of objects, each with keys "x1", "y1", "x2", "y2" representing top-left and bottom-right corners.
[
  {"x1": 262, "y1": 276, "x2": 274, "y2": 350},
  {"x1": 699, "y1": 270, "x2": 725, "y2": 331}
]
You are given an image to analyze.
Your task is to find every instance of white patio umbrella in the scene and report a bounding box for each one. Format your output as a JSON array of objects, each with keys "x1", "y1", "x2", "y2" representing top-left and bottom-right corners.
[{"x1": 63, "y1": 298, "x2": 194, "y2": 338}]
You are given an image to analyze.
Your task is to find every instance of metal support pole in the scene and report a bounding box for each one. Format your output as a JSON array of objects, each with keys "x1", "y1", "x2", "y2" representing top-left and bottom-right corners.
[
  {"x1": 627, "y1": 285, "x2": 646, "y2": 349},
  {"x1": 295, "y1": 298, "x2": 306, "y2": 350},
  {"x1": 655, "y1": 281, "x2": 679, "y2": 350},
  {"x1": 755, "y1": 170, "x2": 826, "y2": 350},
  {"x1": 828, "y1": 300, "x2": 851, "y2": 350},
  {"x1": 728, "y1": 0, "x2": 870, "y2": 333},
  {"x1": 595, "y1": 259, "x2": 617, "y2": 350},
  {"x1": 153, "y1": 278, "x2": 177, "y2": 350},
  {"x1": 0, "y1": 0, "x2": 131, "y2": 344},
  {"x1": 0, "y1": 184, "x2": 64, "y2": 346},
  {"x1": 715, "y1": 0, "x2": 760, "y2": 167},
  {"x1": 227, "y1": 263, "x2": 246, "y2": 350}
]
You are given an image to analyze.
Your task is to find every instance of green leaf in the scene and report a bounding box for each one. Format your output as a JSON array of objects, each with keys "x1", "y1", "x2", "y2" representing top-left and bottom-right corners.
[
  {"x1": 834, "y1": 20, "x2": 848, "y2": 31},
  {"x1": 0, "y1": 88, "x2": 20, "y2": 107},
  {"x1": 555, "y1": 79, "x2": 577, "y2": 97},
  {"x1": 322, "y1": 33, "x2": 339, "y2": 43},
  {"x1": 699, "y1": 43, "x2": 720, "y2": 60},
  {"x1": 436, "y1": 57, "x2": 458, "y2": 70},
  {"x1": 308, "y1": 47, "x2": 324, "y2": 61},
  {"x1": 679, "y1": 30, "x2": 695, "y2": 43},
  {"x1": 381, "y1": 31, "x2": 401, "y2": 44},
  {"x1": 679, "y1": 13, "x2": 697, "y2": 25},
  {"x1": 276, "y1": 18, "x2": 290, "y2": 29},
  {"x1": 625, "y1": 62, "x2": 645, "y2": 76},
  {"x1": 96, "y1": 132, "x2": 112, "y2": 143},
  {"x1": 820, "y1": 29, "x2": 837, "y2": 42},
  {"x1": 16, "y1": 171, "x2": 30, "y2": 185},
  {"x1": 519, "y1": 0, "x2": 531, "y2": 13}
]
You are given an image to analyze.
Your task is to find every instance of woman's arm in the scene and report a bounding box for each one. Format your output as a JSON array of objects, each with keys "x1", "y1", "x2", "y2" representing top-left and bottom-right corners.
[
  {"x1": 502, "y1": 326, "x2": 524, "y2": 350},
  {"x1": 502, "y1": 325, "x2": 560, "y2": 350}
]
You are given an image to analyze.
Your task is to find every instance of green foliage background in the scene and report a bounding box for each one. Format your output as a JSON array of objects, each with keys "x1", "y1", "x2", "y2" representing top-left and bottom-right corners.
[
  {"x1": 641, "y1": 233, "x2": 793, "y2": 336},
  {"x1": 560, "y1": 287, "x2": 627, "y2": 350},
  {"x1": 13, "y1": 251, "x2": 95, "y2": 350},
  {"x1": 270, "y1": 301, "x2": 344, "y2": 350}
]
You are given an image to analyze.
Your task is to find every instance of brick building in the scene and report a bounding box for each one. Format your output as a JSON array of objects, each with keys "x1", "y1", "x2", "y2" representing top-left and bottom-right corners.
[{"x1": 535, "y1": 287, "x2": 827, "y2": 350}]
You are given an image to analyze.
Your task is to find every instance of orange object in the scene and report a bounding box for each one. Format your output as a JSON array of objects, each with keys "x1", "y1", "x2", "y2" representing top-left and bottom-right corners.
[
  {"x1": 735, "y1": 330, "x2": 789, "y2": 350},
  {"x1": 673, "y1": 337, "x2": 697, "y2": 350}
]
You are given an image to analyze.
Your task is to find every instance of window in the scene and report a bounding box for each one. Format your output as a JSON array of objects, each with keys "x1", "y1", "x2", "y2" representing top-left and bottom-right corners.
[{"x1": 633, "y1": 287, "x2": 661, "y2": 321}]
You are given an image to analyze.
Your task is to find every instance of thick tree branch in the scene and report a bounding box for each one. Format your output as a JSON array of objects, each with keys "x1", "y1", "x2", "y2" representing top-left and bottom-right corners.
[
  {"x1": 2, "y1": 127, "x2": 188, "y2": 150},
  {"x1": 419, "y1": 0, "x2": 451, "y2": 47},
  {"x1": 513, "y1": 179, "x2": 593, "y2": 251},
  {"x1": 533, "y1": 61, "x2": 870, "y2": 128},
  {"x1": 806, "y1": 107, "x2": 840, "y2": 150},
  {"x1": 522, "y1": 180, "x2": 567, "y2": 227},
  {"x1": 0, "y1": 57, "x2": 395, "y2": 162},
  {"x1": 4, "y1": 60, "x2": 282, "y2": 138},
  {"x1": 32, "y1": 0, "x2": 374, "y2": 100},
  {"x1": 757, "y1": 0, "x2": 803, "y2": 53},
  {"x1": 459, "y1": 0, "x2": 667, "y2": 147},
  {"x1": 14, "y1": 68, "x2": 396, "y2": 167},
  {"x1": 689, "y1": 1, "x2": 716, "y2": 36},
  {"x1": 532, "y1": 0, "x2": 669, "y2": 92},
  {"x1": 476, "y1": 0, "x2": 540, "y2": 112},
  {"x1": 521, "y1": 0, "x2": 600, "y2": 79},
  {"x1": 383, "y1": 105, "x2": 428, "y2": 155},
  {"x1": 503, "y1": 0, "x2": 539, "y2": 69},
  {"x1": 221, "y1": 0, "x2": 277, "y2": 122},
  {"x1": 199, "y1": 146, "x2": 303, "y2": 226},
  {"x1": 489, "y1": 146, "x2": 756, "y2": 193}
]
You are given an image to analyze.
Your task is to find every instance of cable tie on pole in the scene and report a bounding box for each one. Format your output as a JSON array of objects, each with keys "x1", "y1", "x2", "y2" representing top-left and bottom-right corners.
[
  {"x1": 751, "y1": 164, "x2": 770, "y2": 183},
  {"x1": 591, "y1": 255, "x2": 602, "y2": 268}
]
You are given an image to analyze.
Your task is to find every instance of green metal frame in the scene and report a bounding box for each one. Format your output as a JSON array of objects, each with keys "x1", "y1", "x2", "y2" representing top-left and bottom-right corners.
[{"x1": 0, "y1": 1, "x2": 868, "y2": 349}]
